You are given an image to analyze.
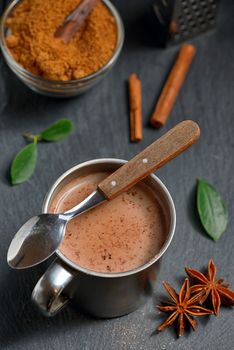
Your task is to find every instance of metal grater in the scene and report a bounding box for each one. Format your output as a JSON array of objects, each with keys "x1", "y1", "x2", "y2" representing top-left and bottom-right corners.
[{"x1": 151, "y1": 0, "x2": 218, "y2": 47}]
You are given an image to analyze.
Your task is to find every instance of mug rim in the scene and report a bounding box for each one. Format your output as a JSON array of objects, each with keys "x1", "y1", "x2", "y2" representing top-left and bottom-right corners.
[{"x1": 42, "y1": 158, "x2": 176, "y2": 278}]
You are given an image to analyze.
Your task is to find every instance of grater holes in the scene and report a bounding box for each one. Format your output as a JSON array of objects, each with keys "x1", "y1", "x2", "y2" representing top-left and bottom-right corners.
[
  {"x1": 197, "y1": 16, "x2": 204, "y2": 23},
  {"x1": 209, "y1": 18, "x2": 215, "y2": 25},
  {"x1": 189, "y1": 19, "x2": 195, "y2": 27},
  {"x1": 180, "y1": 24, "x2": 187, "y2": 32},
  {"x1": 181, "y1": 1, "x2": 189, "y2": 9},
  {"x1": 190, "y1": 22, "x2": 197, "y2": 30},
  {"x1": 207, "y1": 12, "x2": 214, "y2": 20},
  {"x1": 200, "y1": 3, "x2": 208, "y2": 13},
  {"x1": 199, "y1": 19, "x2": 207, "y2": 29},
  {"x1": 178, "y1": 17, "x2": 184, "y2": 23},
  {"x1": 170, "y1": 0, "x2": 217, "y2": 42},
  {"x1": 203, "y1": 7, "x2": 211, "y2": 15},
  {"x1": 181, "y1": 29, "x2": 189, "y2": 37},
  {"x1": 189, "y1": 21, "x2": 198, "y2": 32},
  {"x1": 174, "y1": 34, "x2": 180, "y2": 41},
  {"x1": 194, "y1": 9, "x2": 200, "y2": 17}
]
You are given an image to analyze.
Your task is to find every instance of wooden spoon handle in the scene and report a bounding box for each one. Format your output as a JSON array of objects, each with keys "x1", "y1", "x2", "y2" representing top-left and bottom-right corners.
[{"x1": 98, "y1": 120, "x2": 200, "y2": 199}]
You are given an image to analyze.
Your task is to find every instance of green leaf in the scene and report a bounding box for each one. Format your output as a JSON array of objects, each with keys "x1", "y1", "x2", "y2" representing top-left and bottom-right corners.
[
  {"x1": 10, "y1": 142, "x2": 38, "y2": 185},
  {"x1": 197, "y1": 178, "x2": 228, "y2": 242},
  {"x1": 40, "y1": 119, "x2": 73, "y2": 142}
]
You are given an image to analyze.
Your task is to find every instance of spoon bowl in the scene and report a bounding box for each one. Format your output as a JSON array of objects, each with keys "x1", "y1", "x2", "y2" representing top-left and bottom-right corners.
[{"x1": 7, "y1": 214, "x2": 67, "y2": 269}]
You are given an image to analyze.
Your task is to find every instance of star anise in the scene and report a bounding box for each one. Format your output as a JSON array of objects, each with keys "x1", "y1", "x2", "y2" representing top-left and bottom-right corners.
[
  {"x1": 185, "y1": 259, "x2": 234, "y2": 316},
  {"x1": 156, "y1": 278, "x2": 213, "y2": 337}
]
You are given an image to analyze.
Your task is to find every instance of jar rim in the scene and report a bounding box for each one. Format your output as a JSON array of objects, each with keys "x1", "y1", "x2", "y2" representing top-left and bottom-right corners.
[{"x1": 0, "y1": 0, "x2": 124, "y2": 86}]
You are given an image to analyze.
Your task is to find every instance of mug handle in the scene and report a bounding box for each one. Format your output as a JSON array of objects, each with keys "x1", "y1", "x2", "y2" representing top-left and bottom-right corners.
[{"x1": 31, "y1": 258, "x2": 76, "y2": 316}]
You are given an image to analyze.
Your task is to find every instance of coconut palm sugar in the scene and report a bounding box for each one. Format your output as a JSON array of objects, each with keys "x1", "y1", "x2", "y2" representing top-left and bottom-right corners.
[{"x1": 5, "y1": 0, "x2": 117, "y2": 80}]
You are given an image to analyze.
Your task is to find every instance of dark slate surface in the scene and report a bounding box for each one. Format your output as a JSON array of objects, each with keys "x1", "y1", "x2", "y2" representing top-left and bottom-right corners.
[{"x1": 0, "y1": 0, "x2": 233, "y2": 349}]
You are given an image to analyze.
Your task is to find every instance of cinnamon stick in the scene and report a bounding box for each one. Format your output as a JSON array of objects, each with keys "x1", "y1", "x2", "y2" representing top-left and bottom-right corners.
[
  {"x1": 54, "y1": 0, "x2": 98, "y2": 44},
  {"x1": 150, "y1": 44, "x2": 196, "y2": 128},
  {"x1": 128, "y1": 73, "x2": 143, "y2": 142}
]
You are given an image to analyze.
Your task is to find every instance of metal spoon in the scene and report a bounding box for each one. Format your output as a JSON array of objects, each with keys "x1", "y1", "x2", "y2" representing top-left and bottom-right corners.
[{"x1": 7, "y1": 120, "x2": 200, "y2": 269}]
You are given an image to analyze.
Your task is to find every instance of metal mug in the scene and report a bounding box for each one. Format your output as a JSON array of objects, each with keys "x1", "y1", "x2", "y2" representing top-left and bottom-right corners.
[{"x1": 31, "y1": 159, "x2": 176, "y2": 318}]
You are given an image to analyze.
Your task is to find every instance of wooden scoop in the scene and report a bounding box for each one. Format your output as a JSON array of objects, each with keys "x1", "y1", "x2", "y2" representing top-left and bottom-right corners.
[{"x1": 54, "y1": 0, "x2": 98, "y2": 43}]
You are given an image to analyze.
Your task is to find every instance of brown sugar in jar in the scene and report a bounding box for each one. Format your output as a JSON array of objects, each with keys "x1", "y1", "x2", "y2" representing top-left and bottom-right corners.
[{"x1": 5, "y1": 0, "x2": 117, "y2": 81}]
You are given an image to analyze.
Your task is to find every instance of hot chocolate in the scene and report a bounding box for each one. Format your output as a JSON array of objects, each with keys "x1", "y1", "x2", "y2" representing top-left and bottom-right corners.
[{"x1": 50, "y1": 172, "x2": 167, "y2": 273}]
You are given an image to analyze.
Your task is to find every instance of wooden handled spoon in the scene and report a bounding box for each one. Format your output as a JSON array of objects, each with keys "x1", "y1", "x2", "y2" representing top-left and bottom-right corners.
[{"x1": 7, "y1": 120, "x2": 200, "y2": 269}]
